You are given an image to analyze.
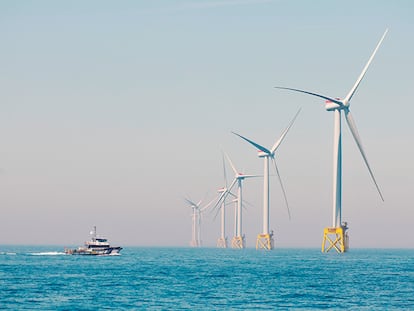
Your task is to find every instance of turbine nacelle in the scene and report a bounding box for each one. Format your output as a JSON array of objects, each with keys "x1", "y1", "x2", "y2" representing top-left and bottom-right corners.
[
  {"x1": 258, "y1": 151, "x2": 270, "y2": 158},
  {"x1": 325, "y1": 98, "x2": 345, "y2": 111}
]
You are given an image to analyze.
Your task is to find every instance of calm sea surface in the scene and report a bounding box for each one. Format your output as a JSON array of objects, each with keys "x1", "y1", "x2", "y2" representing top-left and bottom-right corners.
[{"x1": 1, "y1": 246, "x2": 413, "y2": 310}]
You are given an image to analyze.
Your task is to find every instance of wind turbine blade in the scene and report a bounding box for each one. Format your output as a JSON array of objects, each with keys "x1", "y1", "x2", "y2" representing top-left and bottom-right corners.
[
  {"x1": 211, "y1": 193, "x2": 230, "y2": 221},
  {"x1": 211, "y1": 193, "x2": 225, "y2": 214},
  {"x1": 241, "y1": 198, "x2": 255, "y2": 209},
  {"x1": 212, "y1": 191, "x2": 237, "y2": 217},
  {"x1": 198, "y1": 191, "x2": 210, "y2": 208},
  {"x1": 271, "y1": 108, "x2": 301, "y2": 153},
  {"x1": 213, "y1": 178, "x2": 238, "y2": 212},
  {"x1": 212, "y1": 205, "x2": 221, "y2": 221},
  {"x1": 224, "y1": 151, "x2": 238, "y2": 175},
  {"x1": 227, "y1": 178, "x2": 238, "y2": 193},
  {"x1": 345, "y1": 109, "x2": 384, "y2": 201},
  {"x1": 209, "y1": 196, "x2": 222, "y2": 217},
  {"x1": 200, "y1": 196, "x2": 217, "y2": 212},
  {"x1": 232, "y1": 132, "x2": 271, "y2": 154},
  {"x1": 272, "y1": 159, "x2": 291, "y2": 220},
  {"x1": 274, "y1": 87, "x2": 343, "y2": 106},
  {"x1": 239, "y1": 174, "x2": 261, "y2": 179},
  {"x1": 184, "y1": 197, "x2": 197, "y2": 207},
  {"x1": 221, "y1": 151, "x2": 228, "y2": 187},
  {"x1": 227, "y1": 191, "x2": 237, "y2": 199},
  {"x1": 344, "y1": 29, "x2": 388, "y2": 103}
]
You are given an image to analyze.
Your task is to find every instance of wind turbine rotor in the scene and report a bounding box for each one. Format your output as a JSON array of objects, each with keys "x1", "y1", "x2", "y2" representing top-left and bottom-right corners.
[{"x1": 274, "y1": 30, "x2": 387, "y2": 203}]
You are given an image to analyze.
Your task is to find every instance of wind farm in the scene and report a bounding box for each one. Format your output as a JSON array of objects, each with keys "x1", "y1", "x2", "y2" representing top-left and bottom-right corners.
[
  {"x1": 183, "y1": 29, "x2": 387, "y2": 252},
  {"x1": 184, "y1": 197, "x2": 212, "y2": 247},
  {"x1": 219, "y1": 152, "x2": 259, "y2": 248},
  {"x1": 1, "y1": 0, "x2": 405, "y2": 253},
  {"x1": 185, "y1": 109, "x2": 300, "y2": 250}
]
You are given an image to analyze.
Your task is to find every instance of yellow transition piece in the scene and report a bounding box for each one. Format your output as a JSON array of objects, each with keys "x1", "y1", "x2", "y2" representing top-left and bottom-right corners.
[
  {"x1": 217, "y1": 237, "x2": 227, "y2": 248},
  {"x1": 231, "y1": 236, "x2": 245, "y2": 249},
  {"x1": 256, "y1": 233, "x2": 274, "y2": 250},
  {"x1": 321, "y1": 226, "x2": 349, "y2": 253}
]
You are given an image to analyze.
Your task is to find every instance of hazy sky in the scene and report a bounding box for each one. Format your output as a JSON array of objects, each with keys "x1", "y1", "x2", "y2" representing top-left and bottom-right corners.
[{"x1": 1, "y1": 0, "x2": 413, "y2": 248}]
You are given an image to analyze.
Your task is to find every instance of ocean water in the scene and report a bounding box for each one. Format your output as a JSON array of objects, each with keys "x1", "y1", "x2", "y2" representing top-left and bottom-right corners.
[{"x1": 0, "y1": 247, "x2": 413, "y2": 310}]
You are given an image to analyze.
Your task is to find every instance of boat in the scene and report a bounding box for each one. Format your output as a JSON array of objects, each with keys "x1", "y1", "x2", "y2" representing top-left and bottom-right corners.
[{"x1": 65, "y1": 226, "x2": 122, "y2": 256}]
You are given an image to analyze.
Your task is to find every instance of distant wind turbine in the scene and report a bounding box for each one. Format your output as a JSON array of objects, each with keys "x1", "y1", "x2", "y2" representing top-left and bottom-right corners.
[
  {"x1": 219, "y1": 152, "x2": 259, "y2": 248},
  {"x1": 275, "y1": 29, "x2": 387, "y2": 253},
  {"x1": 184, "y1": 196, "x2": 213, "y2": 247},
  {"x1": 233, "y1": 108, "x2": 300, "y2": 250},
  {"x1": 215, "y1": 153, "x2": 236, "y2": 248}
]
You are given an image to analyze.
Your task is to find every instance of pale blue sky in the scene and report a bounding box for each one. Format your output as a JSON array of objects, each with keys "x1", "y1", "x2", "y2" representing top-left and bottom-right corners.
[{"x1": 0, "y1": 0, "x2": 413, "y2": 247}]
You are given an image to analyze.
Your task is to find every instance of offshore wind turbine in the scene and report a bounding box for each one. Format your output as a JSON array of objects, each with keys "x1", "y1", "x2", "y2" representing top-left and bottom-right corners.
[
  {"x1": 184, "y1": 197, "x2": 212, "y2": 247},
  {"x1": 223, "y1": 152, "x2": 259, "y2": 248},
  {"x1": 275, "y1": 29, "x2": 387, "y2": 253},
  {"x1": 233, "y1": 109, "x2": 300, "y2": 250},
  {"x1": 216, "y1": 188, "x2": 229, "y2": 248},
  {"x1": 214, "y1": 152, "x2": 258, "y2": 248},
  {"x1": 215, "y1": 153, "x2": 234, "y2": 248}
]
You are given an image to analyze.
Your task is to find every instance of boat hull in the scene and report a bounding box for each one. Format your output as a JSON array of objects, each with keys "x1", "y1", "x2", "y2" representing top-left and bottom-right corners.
[{"x1": 65, "y1": 247, "x2": 122, "y2": 256}]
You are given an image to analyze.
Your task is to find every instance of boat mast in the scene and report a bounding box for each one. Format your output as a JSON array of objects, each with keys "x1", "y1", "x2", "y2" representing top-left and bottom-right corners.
[{"x1": 92, "y1": 226, "x2": 97, "y2": 241}]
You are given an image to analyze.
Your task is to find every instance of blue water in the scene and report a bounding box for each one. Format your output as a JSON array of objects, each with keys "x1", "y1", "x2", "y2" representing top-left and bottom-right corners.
[{"x1": 1, "y1": 247, "x2": 413, "y2": 310}]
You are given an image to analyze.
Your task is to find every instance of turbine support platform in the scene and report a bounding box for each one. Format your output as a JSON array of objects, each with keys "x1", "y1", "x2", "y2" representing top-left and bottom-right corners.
[
  {"x1": 217, "y1": 237, "x2": 228, "y2": 248},
  {"x1": 231, "y1": 236, "x2": 245, "y2": 249},
  {"x1": 256, "y1": 232, "x2": 274, "y2": 250},
  {"x1": 321, "y1": 223, "x2": 349, "y2": 253}
]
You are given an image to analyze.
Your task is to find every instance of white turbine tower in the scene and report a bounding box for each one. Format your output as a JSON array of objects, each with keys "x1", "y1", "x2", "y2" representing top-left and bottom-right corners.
[
  {"x1": 185, "y1": 197, "x2": 212, "y2": 247},
  {"x1": 275, "y1": 29, "x2": 387, "y2": 253},
  {"x1": 216, "y1": 189, "x2": 229, "y2": 248},
  {"x1": 231, "y1": 198, "x2": 238, "y2": 242},
  {"x1": 233, "y1": 109, "x2": 300, "y2": 250}
]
